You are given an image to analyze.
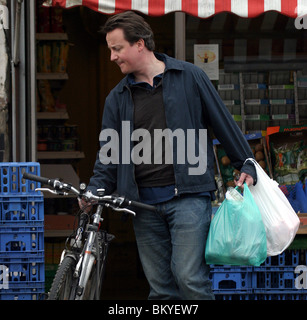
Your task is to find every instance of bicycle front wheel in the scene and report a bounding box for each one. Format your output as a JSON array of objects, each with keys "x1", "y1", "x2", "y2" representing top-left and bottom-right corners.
[{"x1": 48, "y1": 256, "x2": 77, "y2": 300}]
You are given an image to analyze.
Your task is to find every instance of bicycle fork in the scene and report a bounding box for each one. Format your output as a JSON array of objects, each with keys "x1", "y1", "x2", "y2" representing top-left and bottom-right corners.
[{"x1": 75, "y1": 205, "x2": 104, "y2": 300}]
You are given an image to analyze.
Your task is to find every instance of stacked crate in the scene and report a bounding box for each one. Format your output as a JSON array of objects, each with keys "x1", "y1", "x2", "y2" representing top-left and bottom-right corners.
[
  {"x1": 210, "y1": 249, "x2": 307, "y2": 300},
  {"x1": 0, "y1": 163, "x2": 45, "y2": 300}
]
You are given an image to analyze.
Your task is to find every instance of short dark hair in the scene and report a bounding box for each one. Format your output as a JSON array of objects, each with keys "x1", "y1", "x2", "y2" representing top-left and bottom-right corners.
[{"x1": 101, "y1": 11, "x2": 155, "y2": 51}]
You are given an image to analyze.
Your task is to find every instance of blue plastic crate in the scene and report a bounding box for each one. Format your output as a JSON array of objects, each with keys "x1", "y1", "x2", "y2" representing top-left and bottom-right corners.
[
  {"x1": 0, "y1": 292, "x2": 45, "y2": 300},
  {"x1": 252, "y1": 268, "x2": 296, "y2": 290},
  {"x1": 253, "y1": 290, "x2": 307, "y2": 300},
  {"x1": 297, "y1": 249, "x2": 307, "y2": 265},
  {"x1": 215, "y1": 291, "x2": 307, "y2": 300},
  {"x1": 0, "y1": 196, "x2": 44, "y2": 224},
  {"x1": 0, "y1": 252, "x2": 45, "y2": 263},
  {"x1": 5, "y1": 261, "x2": 45, "y2": 283},
  {"x1": 210, "y1": 265, "x2": 253, "y2": 272},
  {"x1": 0, "y1": 162, "x2": 41, "y2": 195},
  {"x1": 210, "y1": 269, "x2": 253, "y2": 291},
  {"x1": 262, "y1": 250, "x2": 300, "y2": 267},
  {"x1": 215, "y1": 293, "x2": 254, "y2": 300},
  {"x1": 0, "y1": 225, "x2": 44, "y2": 255},
  {"x1": 0, "y1": 282, "x2": 45, "y2": 300}
]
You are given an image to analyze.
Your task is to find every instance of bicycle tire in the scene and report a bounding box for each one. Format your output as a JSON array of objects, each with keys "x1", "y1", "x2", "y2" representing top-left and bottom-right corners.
[
  {"x1": 48, "y1": 256, "x2": 77, "y2": 300},
  {"x1": 49, "y1": 232, "x2": 112, "y2": 300}
]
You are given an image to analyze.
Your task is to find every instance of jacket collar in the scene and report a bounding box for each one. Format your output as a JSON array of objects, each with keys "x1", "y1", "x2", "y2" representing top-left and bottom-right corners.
[{"x1": 118, "y1": 53, "x2": 184, "y2": 93}]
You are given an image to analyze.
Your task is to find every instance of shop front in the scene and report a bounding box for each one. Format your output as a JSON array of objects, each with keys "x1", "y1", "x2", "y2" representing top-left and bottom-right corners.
[{"x1": 1, "y1": 0, "x2": 306, "y2": 299}]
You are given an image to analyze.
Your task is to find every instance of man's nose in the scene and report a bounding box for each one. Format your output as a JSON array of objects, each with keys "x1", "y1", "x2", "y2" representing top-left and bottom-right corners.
[{"x1": 110, "y1": 51, "x2": 117, "y2": 61}]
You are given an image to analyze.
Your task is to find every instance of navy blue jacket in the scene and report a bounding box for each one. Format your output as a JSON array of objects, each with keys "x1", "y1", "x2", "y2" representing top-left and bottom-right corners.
[{"x1": 87, "y1": 53, "x2": 255, "y2": 200}]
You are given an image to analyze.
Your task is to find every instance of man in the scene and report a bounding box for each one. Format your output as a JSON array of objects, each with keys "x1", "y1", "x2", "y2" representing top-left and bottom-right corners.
[{"x1": 82, "y1": 11, "x2": 256, "y2": 300}]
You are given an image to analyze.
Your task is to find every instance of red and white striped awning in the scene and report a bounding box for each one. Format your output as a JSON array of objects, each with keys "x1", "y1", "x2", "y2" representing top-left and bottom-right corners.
[{"x1": 43, "y1": 0, "x2": 307, "y2": 18}]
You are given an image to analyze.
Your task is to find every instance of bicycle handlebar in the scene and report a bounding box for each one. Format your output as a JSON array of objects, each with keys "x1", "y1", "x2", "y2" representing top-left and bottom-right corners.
[
  {"x1": 120, "y1": 198, "x2": 157, "y2": 212},
  {"x1": 22, "y1": 172, "x2": 156, "y2": 213},
  {"x1": 23, "y1": 172, "x2": 55, "y2": 187}
]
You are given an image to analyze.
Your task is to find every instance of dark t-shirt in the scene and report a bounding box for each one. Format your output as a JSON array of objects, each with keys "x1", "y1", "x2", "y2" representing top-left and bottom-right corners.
[{"x1": 130, "y1": 78, "x2": 175, "y2": 188}]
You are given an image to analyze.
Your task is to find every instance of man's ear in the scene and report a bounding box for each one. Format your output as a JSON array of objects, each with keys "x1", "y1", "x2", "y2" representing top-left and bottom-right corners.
[{"x1": 136, "y1": 38, "x2": 145, "y2": 51}]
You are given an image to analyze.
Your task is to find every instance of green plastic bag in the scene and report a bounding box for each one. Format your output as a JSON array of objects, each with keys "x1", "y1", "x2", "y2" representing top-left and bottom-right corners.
[{"x1": 205, "y1": 184, "x2": 267, "y2": 266}]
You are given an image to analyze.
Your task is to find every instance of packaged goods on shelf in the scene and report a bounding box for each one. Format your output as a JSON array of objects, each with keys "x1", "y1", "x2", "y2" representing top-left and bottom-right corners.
[
  {"x1": 37, "y1": 42, "x2": 69, "y2": 74},
  {"x1": 266, "y1": 126, "x2": 307, "y2": 213},
  {"x1": 37, "y1": 80, "x2": 55, "y2": 112},
  {"x1": 271, "y1": 139, "x2": 306, "y2": 184}
]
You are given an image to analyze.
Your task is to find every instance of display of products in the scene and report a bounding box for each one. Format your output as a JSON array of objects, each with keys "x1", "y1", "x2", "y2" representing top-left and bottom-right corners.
[
  {"x1": 50, "y1": 7, "x2": 64, "y2": 33},
  {"x1": 36, "y1": 1, "x2": 64, "y2": 33},
  {"x1": 36, "y1": 0, "x2": 51, "y2": 33},
  {"x1": 51, "y1": 41, "x2": 69, "y2": 73},
  {"x1": 37, "y1": 124, "x2": 80, "y2": 152},
  {"x1": 216, "y1": 139, "x2": 269, "y2": 189},
  {"x1": 37, "y1": 42, "x2": 52, "y2": 73},
  {"x1": 37, "y1": 80, "x2": 55, "y2": 112},
  {"x1": 272, "y1": 140, "x2": 307, "y2": 184},
  {"x1": 37, "y1": 41, "x2": 69, "y2": 74}
]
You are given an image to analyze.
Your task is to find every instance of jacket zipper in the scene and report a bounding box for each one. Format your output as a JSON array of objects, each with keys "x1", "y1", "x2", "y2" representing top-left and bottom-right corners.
[
  {"x1": 126, "y1": 85, "x2": 140, "y2": 201},
  {"x1": 161, "y1": 72, "x2": 179, "y2": 198},
  {"x1": 174, "y1": 187, "x2": 178, "y2": 196}
]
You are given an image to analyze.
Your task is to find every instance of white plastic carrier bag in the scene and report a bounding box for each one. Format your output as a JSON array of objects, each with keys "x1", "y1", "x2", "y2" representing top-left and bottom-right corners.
[{"x1": 248, "y1": 158, "x2": 300, "y2": 256}]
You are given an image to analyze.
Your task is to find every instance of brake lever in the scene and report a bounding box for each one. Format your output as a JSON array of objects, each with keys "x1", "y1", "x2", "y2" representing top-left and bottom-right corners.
[
  {"x1": 105, "y1": 203, "x2": 136, "y2": 216},
  {"x1": 35, "y1": 188, "x2": 70, "y2": 196}
]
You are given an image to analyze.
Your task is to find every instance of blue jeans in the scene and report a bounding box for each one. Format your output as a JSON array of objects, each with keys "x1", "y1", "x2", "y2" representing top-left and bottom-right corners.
[{"x1": 132, "y1": 195, "x2": 214, "y2": 300}]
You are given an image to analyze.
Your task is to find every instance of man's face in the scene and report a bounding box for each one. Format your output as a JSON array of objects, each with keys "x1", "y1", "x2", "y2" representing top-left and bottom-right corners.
[{"x1": 106, "y1": 28, "x2": 142, "y2": 75}]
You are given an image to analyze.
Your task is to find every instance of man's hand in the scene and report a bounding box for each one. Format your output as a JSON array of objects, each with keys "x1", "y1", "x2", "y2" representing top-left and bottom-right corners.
[
  {"x1": 78, "y1": 197, "x2": 93, "y2": 213},
  {"x1": 235, "y1": 172, "x2": 254, "y2": 188}
]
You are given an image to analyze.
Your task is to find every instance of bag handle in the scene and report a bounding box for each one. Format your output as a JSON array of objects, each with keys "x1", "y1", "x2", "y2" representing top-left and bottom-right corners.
[
  {"x1": 235, "y1": 182, "x2": 247, "y2": 191},
  {"x1": 232, "y1": 183, "x2": 246, "y2": 199}
]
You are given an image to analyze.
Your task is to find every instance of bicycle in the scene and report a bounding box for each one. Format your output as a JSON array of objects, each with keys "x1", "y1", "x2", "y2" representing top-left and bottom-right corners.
[{"x1": 22, "y1": 172, "x2": 156, "y2": 300}]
